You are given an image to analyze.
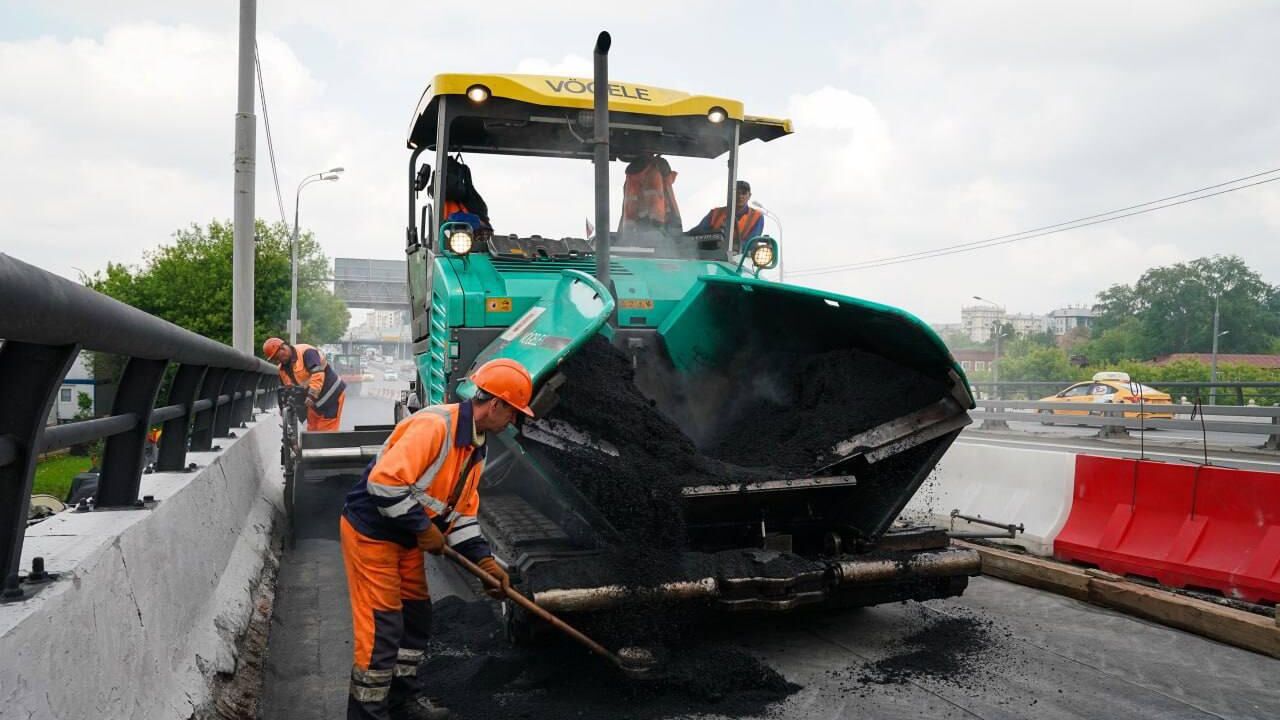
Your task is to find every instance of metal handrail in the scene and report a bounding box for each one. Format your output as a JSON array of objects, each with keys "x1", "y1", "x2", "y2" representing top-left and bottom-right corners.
[
  {"x1": 972, "y1": 399, "x2": 1280, "y2": 447},
  {"x1": 978, "y1": 399, "x2": 1280, "y2": 417},
  {"x1": 0, "y1": 252, "x2": 281, "y2": 602}
]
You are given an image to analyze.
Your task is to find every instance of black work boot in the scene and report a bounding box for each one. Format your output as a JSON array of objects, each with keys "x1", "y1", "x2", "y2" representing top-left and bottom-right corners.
[{"x1": 388, "y1": 695, "x2": 450, "y2": 720}]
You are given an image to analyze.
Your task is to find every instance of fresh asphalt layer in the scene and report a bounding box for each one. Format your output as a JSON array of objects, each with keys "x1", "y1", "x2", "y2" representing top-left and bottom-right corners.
[{"x1": 257, "y1": 387, "x2": 1279, "y2": 719}]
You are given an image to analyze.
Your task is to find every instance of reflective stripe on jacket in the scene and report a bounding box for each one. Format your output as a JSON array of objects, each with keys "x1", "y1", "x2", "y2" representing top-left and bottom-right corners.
[
  {"x1": 342, "y1": 401, "x2": 492, "y2": 561},
  {"x1": 279, "y1": 343, "x2": 346, "y2": 417}
]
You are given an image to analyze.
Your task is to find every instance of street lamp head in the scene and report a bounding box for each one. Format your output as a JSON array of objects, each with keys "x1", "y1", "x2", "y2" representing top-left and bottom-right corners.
[
  {"x1": 321, "y1": 173, "x2": 341, "y2": 181},
  {"x1": 328, "y1": 167, "x2": 345, "y2": 174}
]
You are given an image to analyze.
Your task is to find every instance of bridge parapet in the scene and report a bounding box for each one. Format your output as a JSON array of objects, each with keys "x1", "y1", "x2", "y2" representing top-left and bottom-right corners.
[
  {"x1": 0, "y1": 416, "x2": 283, "y2": 719},
  {"x1": 0, "y1": 253, "x2": 281, "y2": 602}
]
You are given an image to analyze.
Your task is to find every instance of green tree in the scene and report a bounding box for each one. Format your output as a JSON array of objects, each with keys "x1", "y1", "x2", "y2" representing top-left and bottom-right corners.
[
  {"x1": 1090, "y1": 255, "x2": 1279, "y2": 360},
  {"x1": 85, "y1": 219, "x2": 349, "y2": 349},
  {"x1": 998, "y1": 346, "x2": 1072, "y2": 382},
  {"x1": 74, "y1": 391, "x2": 93, "y2": 420}
]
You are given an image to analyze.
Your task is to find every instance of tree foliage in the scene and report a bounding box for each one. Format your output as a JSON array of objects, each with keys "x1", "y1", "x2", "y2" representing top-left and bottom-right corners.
[
  {"x1": 1086, "y1": 255, "x2": 1280, "y2": 363},
  {"x1": 86, "y1": 219, "x2": 349, "y2": 349}
]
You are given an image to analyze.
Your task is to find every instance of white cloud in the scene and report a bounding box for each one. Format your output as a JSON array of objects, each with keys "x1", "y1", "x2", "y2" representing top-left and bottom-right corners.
[
  {"x1": 515, "y1": 54, "x2": 593, "y2": 77},
  {"x1": 4, "y1": 2, "x2": 1279, "y2": 328}
]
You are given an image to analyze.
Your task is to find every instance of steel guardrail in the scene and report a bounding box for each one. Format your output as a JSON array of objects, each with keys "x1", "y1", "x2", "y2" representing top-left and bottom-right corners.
[
  {"x1": 971, "y1": 381, "x2": 1280, "y2": 406},
  {"x1": 972, "y1": 398, "x2": 1280, "y2": 448},
  {"x1": 0, "y1": 253, "x2": 281, "y2": 602}
]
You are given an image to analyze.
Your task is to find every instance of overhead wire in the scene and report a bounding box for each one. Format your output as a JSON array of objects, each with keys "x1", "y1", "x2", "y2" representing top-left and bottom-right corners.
[
  {"x1": 788, "y1": 167, "x2": 1280, "y2": 278},
  {"x1": 254, "y1": 41, "x2": 289, "y2": 228}
]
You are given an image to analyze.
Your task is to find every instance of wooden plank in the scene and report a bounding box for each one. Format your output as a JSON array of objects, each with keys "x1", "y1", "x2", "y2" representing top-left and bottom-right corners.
[
  {"x1": 952, "y1": 540, "x2": 1280, "y2": 659},
  {"x1": 1088, "y1": 578, "x2": 1280, "y2": 659},
  {"x1": 953, "y1": 540, "x2": 1089, "y2": 601}
]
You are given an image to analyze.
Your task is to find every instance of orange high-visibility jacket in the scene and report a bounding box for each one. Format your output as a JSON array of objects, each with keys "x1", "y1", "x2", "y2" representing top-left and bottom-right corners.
[
  {"x1": 342, "y1": 402, "x2": 491, "y2": 559},
  {"x1": 706, "y1": 206, "x2": 764, "y2": 250},
  {"x1": 278, "y1": 343, "x2": 345, "y2": 416},
  {"x1": 620, "y1": 156, "x2": 681, "y2": 230}
]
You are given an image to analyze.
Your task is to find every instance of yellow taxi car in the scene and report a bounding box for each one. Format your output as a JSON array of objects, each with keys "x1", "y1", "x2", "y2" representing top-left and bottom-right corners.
[{"x1": 1039, "y1": 372, "x2": 1174, "y2": 420}]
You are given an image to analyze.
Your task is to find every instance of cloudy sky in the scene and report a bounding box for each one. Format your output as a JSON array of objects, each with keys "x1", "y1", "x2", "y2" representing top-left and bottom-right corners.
[{"x1": 4, "y1": 1, "x2": 1279, "y2": 324}]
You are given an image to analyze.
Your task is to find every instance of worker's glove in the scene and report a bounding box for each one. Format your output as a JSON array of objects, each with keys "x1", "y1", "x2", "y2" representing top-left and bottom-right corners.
[
  {"x1": 416, "y1": 524, "x2": 446, "y2": 555},
  {"x1": 477, "y1": 556, "x2": 510, "y2": 600}
]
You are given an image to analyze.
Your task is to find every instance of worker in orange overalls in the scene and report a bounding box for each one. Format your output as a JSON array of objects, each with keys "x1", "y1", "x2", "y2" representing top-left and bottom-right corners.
[
  {"x1": 339, "y1": 358, "x2": 534, "y2": 720},
  {"x1": 688, "y1": 179, "x2": 764, "y2": 253},
  {"x1": 263, "y1": 337, "x2": 347, "y2": 432}
]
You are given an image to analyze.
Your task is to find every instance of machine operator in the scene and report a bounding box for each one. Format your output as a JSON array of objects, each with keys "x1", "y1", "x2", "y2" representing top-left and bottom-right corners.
[{"x1": 687, "y1": 179, "x2": 764, "y2": 253}]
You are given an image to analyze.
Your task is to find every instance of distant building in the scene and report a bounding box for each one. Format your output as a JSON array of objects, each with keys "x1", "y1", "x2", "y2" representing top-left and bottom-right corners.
[
  {"x1": 1153, "y1": 354, "x2": 1280, "y2": 370},
  {"x1": 951, "y1": 348, "x2": 996, "y2": 373},
  {"x1": 1047, "y1": 306, "x2": 1096, "y2": 335},
  {"x1": 960, "y1": 304, "x2": 1005, "y2": 343},
  {"x1": 368, "y1": 309, "x2": 407, "y2": 331},
  {"x1": 49, "y1": 352, "x2": 94, "y2": 425},
  {"x1": 1008, "y1": 313, "x2": 1048, "y2": 336}
]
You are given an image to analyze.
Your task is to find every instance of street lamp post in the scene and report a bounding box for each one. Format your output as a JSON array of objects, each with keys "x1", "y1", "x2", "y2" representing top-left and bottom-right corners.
[
  {"x1": 1209, "y1": 294, "x2": 1229, "y2": 405},
  {"x1": 290, "y1": 167, "x2": 344, "y2": 344},
  {"x1": 750, "y1": 200, "x2": 783, "y2": 281},
  {"x1": 972, "y1": 295, "x2": 1005, "y2": 391}
]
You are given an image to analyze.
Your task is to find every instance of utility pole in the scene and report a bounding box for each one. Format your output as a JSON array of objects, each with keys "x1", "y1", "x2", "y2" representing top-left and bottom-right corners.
[
  {"x1": 232, "y1": 0, "x2": 257, "y2": 354},
  {"x1": 1210, "y1": 294, "x2": 1221, "y2": 406}
]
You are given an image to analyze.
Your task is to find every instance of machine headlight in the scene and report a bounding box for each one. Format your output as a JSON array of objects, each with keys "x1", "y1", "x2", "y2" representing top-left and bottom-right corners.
[
  {"x1": 707, "y1": 106, "x2": 727, "y2": 123},
  {"x1": 751, "y1": 243, "x2": 775, "y2": 269},
  {"x1": 448, "y1": 230, "x2": 474, "y2": 255},
  {"x1": 466, "y1": 84, "x2": 491, "y2": 103}
]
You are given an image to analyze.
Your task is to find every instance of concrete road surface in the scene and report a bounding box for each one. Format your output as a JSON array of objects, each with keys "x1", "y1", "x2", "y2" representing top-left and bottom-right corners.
[{"x1": 260, "y1": 464, "x2": 1280, "y2": 719}]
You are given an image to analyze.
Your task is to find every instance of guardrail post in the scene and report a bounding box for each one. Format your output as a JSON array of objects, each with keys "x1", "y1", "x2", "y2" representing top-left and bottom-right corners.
[
  {"x1": 236, "y1": 372, "x2": 260, "y2": 426},
  {"x1": 1266, "y1": 404, "x2": 1280, "y2": 451},
  {"x1": 213, "y1": 369, "x2": 242, "y2": 438},
  {"x1": 978, "y1": 399, "x2": 1010, "y2": 431},
  {"x1": 260, "y1": 375, "x2": 276, "y2": 411},
  {"x1": 96, "y1": 357, "x2": 167, "y2": 507},
  {"x1": 190, "y1": 367, "x2": 226, "y2": 451},
  {"x1": 1096, "y1": 405, "x2": 1130, "y2": 439},
  {"x1": 156, "y1": 363, "x2": 207, "y2": 472},
  {"x1": 0, "y1": 341, "x2": 79, "y2": 601}
]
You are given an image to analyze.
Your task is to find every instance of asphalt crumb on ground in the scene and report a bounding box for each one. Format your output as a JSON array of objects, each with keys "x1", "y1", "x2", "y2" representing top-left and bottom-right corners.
[
  {"x1": 822, "y1": 605, "x2": 1019, "y2": 697},
  {"x1": 422, "y1": 596, "x2": 800, "y2": 720}
]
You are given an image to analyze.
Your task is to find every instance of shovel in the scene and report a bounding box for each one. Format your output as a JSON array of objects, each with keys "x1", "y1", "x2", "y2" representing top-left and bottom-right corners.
[{"x1": 441, "y1": 546, "x2": 661, "y2": 680}]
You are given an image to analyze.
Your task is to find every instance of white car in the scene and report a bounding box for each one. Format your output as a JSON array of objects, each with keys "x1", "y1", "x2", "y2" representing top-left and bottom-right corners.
[{"x1": 384, "y1": 371, "x2": 398, "y2": 381}]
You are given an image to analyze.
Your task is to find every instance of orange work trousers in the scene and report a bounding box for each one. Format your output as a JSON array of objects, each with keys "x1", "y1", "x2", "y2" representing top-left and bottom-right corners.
[
  {"x1": 340, "y1": 515, "x2": 431, "y2": 720},
  {"x1": 307, "y1": 391, "x2": 345, "y2": 432}
]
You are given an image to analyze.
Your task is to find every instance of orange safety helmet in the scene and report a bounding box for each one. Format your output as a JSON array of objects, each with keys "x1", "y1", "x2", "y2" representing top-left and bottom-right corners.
[
  {"x1": 470, "y1": 358, "x2": 535, "y2": 417},
  {"x1": 262, "y1": 337, "x2": 286, "y2": 362}
]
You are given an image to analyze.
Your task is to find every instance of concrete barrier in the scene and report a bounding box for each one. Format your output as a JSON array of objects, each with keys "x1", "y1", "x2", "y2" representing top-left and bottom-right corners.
[
  {"x1": 901, "y1": 441, "x2": 1076, "y2": 555},
  {"x1": 0, "y1": 416, "x2": 284, "y2": 720}
]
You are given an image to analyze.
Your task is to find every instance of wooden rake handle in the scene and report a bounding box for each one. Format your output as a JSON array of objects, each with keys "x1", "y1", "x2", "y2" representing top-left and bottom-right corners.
[{"x1": 440, "y1": 546, "x2": 622, "y2": 667}]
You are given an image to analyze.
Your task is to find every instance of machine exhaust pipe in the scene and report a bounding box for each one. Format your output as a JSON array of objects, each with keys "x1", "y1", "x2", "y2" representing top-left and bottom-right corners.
[{"x1": 592, "y1": 30, "x2": 612, "y2": 295}]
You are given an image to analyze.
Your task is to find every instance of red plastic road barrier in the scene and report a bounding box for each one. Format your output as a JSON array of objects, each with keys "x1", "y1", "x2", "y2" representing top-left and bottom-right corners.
[{"x1": 1054, "y1": 455, "x2": 1280, "y2": 603}]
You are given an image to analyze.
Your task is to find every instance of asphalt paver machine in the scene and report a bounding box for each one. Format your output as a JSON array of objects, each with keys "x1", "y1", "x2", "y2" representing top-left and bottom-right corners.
[{"x1": 292, "y1": 34, "x2": 980, "y2": 625}]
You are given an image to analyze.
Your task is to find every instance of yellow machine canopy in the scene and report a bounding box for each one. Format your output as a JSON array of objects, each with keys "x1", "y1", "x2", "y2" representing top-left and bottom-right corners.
[{"x1": 407, "y1": 73, "x2": 792, "y2": 159}]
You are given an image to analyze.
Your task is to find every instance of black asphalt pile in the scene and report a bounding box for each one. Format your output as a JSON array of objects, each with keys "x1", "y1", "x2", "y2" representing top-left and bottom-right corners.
[
  {"x1": 709, "y1": 348, "x2": 945, "y2": 472},
  {"x1": 424, "y1": 596, "x2": 799, "y2": 720},
  {"x1": 530, "y1": 337, "x2": 767, "y2": 539},
  {"x1": 853, "y1": 610, "x2": 1008, "y2": 692}
]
